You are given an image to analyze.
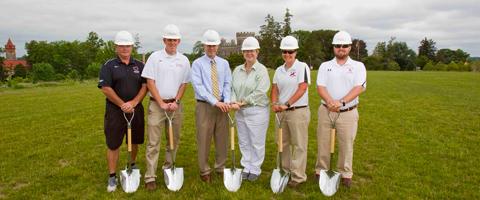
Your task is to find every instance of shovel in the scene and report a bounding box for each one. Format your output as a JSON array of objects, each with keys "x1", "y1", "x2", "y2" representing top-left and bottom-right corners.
[
  {"x1": 163, "y1": 110, "x2": 184, "y2": 191},
  {"x1": 270, "y1": 112, "x2": 290, "y2": 194},
  {"x1": 120, "y1": 111, "x2": 141, "y2": 193},
  {"x1": 224, "y1": 113, "x2": 243, "y2": 192},
  {"x1": 319, "y1": 111, "x2": 341, "y2": 196}
]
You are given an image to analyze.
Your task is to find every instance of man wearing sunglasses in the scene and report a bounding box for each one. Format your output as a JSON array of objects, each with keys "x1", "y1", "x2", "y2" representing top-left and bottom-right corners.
[
  {"x1": 315, "y1": 31, "x2": 367, "y2": 188},
  {"x1": 141, "y1": 24, "x2": 191, "y2": 191}
]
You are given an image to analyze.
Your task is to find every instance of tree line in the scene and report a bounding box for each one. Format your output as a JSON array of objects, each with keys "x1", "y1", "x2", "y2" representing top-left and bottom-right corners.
[{"x1": 1, "y1": 9, "x2": 479, "y2": 84}]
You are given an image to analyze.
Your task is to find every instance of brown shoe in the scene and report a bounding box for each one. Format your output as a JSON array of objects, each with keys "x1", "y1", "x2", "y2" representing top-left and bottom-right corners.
[
  {"x1": 145, "y1": 181, "x2": 156, "y2": 191},
  {"x1": 314, "y1": 173, "x2": 320, "y2": 182},
  {"x1": 200, "y1": 174, "x2": 211, "y2": 183},
  {"x1": 287, "y1": 180, "x2": 301, "y2": 188},
  {"x1": 341, "y1": 178, "x2": 352, "y2": 188}
]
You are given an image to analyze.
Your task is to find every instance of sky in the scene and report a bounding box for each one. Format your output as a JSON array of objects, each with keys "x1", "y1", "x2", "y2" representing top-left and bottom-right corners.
[{"x1": 1, "y1": 0, "x2": 479, "y2": 57}]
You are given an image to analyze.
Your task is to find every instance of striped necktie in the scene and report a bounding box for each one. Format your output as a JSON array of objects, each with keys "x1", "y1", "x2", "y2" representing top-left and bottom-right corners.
[{"x1": 210, "y1": 60, "x2": 220, "y2": 100}]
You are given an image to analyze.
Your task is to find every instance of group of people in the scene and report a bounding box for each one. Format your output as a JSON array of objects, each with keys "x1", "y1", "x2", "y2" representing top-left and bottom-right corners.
[{"x1": 98, "y1": 24, "x2": 367, "y2": 192}]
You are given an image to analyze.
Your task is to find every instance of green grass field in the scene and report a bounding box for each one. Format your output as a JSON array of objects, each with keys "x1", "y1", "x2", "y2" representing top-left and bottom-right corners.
[{"x1": 1, "y1": 71, "x2": 479, "y2": 199}]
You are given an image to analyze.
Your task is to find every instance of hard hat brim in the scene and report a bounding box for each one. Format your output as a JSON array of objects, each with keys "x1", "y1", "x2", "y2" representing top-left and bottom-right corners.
[
  {"x1": 163, "y1": 35, "x2": 181, "y2": 39},
  {"x1": 114, "y1": 41, "x2": 134, "y2": 45},
  {"x1": 202, "y1": 41, "x2": 221, "y2": 45}
]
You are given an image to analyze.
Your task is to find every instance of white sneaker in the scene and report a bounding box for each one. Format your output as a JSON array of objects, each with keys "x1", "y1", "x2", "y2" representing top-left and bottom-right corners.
[{"x1": 107, "y1": 176, "x2": 117, "y2": 192}]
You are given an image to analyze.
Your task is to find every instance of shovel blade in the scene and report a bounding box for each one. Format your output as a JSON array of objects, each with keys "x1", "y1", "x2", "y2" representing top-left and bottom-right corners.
[
  {"x1": 223, "y1": 168, "x2": 243, "y2": 192},
  {"x1": 270, "y1": 169, "x2": 289, "y2": 194},
  {"x1": 120, "y1": 168, "x2": 141, "y2": 193},
  {"x1": 319, "y1": 169, "x2": 341, "y2": 196},
  {"x1": 163, "y1": 167, "x2": 184, "y2": 191}
]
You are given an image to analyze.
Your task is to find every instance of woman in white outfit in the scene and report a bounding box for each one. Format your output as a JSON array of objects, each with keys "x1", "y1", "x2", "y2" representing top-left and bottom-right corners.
[{"x1": 230, "y1": 37, "x2": 270, "y2": 181}]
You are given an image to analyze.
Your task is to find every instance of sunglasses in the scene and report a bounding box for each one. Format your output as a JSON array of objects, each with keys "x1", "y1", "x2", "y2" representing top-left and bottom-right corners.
[
  {"x1": 282, "y1": 50, "x2": 296, "y2": 54},
  {"x1": 334, "y1": 44, "x2": 351, "y2": 49}
]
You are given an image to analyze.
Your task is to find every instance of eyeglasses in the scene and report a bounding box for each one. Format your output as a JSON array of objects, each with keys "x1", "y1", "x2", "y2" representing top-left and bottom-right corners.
[
  {"x1": 334, "y1": 44, "x2": 350, "y2": 49},
  {"x1": 282, "y1": 50, "x2": 296, "y2": 54},
  {"x1": 165, "y1": 39, "x2": 179, "y2": 42}
]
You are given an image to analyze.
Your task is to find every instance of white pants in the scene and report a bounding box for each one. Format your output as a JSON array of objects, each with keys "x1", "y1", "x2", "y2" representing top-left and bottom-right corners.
[{"x1": 235, "y1": 106, "x2": 269, "y2": 175}]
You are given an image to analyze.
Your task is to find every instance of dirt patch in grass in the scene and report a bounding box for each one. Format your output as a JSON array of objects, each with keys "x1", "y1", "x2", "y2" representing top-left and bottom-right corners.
[
  {"x1": 59, "y1": 159, "x2": 69, "y2": 167},
  {"x1": 13, "y1": 182, "x2": 29, "y2": 190}
]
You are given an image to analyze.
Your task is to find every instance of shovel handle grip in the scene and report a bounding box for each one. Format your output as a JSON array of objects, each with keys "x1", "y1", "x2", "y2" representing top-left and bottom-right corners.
[
  {"x1": 127, "y1": 128, "x2": 132, "y2": 152},
  {"x1": 330, "y1": 128, "x2": 335, "y2": 153},
  {"x1": 168, "y1": 123, "x2": 174, "y2": 150},
  {"x1": 278, "y1": 128, "x2": 283, "y2": 153},
  {"x1": 230, "y1": 126, "x2": 235, "y2": 150}
]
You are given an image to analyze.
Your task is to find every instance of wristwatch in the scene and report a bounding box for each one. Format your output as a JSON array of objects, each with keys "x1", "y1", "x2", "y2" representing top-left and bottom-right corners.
[
  {"x1": 340, "y1": 99, "x2": 346, "y2": 107},
  {"x1": 175, "y1": 99, "x2": 181, "y2": 104},
  {"x1": 285, "y1": 102, "x2": 291, "y2": 108}
]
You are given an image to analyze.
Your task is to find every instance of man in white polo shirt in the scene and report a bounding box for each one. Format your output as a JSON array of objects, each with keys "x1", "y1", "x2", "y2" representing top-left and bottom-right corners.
[
  {"x1": 141, "y1": 24, "x2": 191, "y2": 191},
  {"x1": 315, "y1": 31, "x2": 367, "y2": 188}
]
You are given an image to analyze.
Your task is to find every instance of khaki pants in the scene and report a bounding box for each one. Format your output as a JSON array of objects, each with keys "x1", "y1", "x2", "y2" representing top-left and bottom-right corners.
[
  {"x1": 277, "y1": 108, "x2": 310, "y2": 183},
  {"x1": 315, "y1": 105, "x2": 359, "y2": 178},
  {"x1": 195, "y1": 101, "x2": 228, "y2": 176},
  {"x1": 144, "y1": 100, "x2": 183, "y2": 183}
]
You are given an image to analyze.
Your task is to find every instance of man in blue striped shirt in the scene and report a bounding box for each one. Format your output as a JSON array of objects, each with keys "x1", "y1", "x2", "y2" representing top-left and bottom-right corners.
[{"x1": 191, "y1": 29, "x2": 232, "y2": 183}]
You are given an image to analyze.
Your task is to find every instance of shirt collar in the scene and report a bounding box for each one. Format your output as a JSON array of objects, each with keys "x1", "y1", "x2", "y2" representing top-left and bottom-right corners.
[
  {"x1": 115, "y1": 56, "x2": 135, "y2": 66},
  {"x1": 332, "y1": 56, "x2": 353, "y2": 67},
  {"x1": 162, "y1": 49, "x2": 178, "y2": 58},
  {"x1": 282, "y1": 59, "x2": 298, "y2": 72},
  {"x1": 240, "y1": 60, "x2": 259, "y2": 71}
]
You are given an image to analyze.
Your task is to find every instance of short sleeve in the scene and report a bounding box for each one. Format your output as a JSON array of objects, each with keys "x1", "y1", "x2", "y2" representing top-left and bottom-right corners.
[
  {"x1": 354, "y1": 63, "x2": 367, "y2": 88},
  {"x1": 141, "y1": 53, "x2": 156, "y2": 80},
  {"x1": 272, "y1": 68, "x2": 279, "y2": 84},
  {"x1": 316, "y1": 63, "x2": 328, "y2": 86},
  {"x1": 98, "y1": 63, "x2": 112, "y2": 88},
  {"x1": 297, "y1": 64, "x2": 310, "y2": 85}
]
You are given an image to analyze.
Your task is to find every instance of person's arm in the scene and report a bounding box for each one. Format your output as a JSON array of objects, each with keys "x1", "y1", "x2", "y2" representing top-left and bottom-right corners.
[
  {"x1": 222, "y1": 61, "x2": 232, "y2": 104},
  {"x1": 285, "y1": 65, "x2": 310, "y2": 108},
  {"x1": 339, "y1": 63, "x2": 367, "y2": 105},
  {"x1": 126, "y1": 83, "x2": 147, "y2": 110},
  {"x1": 101, "y1": 86, "x2": 125, "y2": 108},
  {"x1": 271, "y1": 84, "x2": 281, "y2": 112}
]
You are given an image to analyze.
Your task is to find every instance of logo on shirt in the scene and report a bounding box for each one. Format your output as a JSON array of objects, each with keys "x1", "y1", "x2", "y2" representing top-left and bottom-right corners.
[
  {"x1": 114, "y1": 65, "x2": 119, "y2": 69},
  {"x1": 289, "y1": 71, "x2": 296, "y2": 77},
  {"x1": 133, "y1": 66, "x2": 140, "y2": 74},
  {"x1": 347, "y1": 67, "x2": 353, "y2": 73},
  {"x1": 327, "y1": 68, "x2": 332, "y2": 72}
]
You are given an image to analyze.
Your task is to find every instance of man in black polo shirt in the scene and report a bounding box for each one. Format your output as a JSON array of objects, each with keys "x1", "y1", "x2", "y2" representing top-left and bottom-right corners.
[{"x1": 98, "y1": 30, "x2": 147, "y2": 192}]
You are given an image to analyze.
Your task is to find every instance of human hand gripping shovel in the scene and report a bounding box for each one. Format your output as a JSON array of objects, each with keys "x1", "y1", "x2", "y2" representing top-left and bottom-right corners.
[
  {"x1": 270, "y1": 112, "x2": 290, "y2": 194},
  {"x1": 223, "y1": 112, "x2": 243, "y2": 192},
  {"x1": 163, "y1": 110, "x2": 184, "y2": 191},
  {"x1": 319, "y1": 111, "x2": 341, "y2": 196},
  {"x1": 120, "y1": 112, "x2": 141, "y2": 193}
]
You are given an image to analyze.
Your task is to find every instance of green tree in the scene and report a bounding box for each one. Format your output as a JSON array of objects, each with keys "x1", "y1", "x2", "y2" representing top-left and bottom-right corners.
[
  {"x1": 418, "y1": 37, "x2": 436, "y2": 60},
  {"x1": 436, "y1": 49, "x2": 470, "y2": 64},
  {"x1": 13, "y1": 65, "x2": 27, "y2": 78},
  {"x1": 469, "y1": 61, "x2": 480, "y2": 72},
  {"x1": 415, "y1": 55, "x2": 429, "y2": 70},
  {"x1": 67, "y1": 69, "x2": 81, "y2": 80},
  {"x1": 31, "y1": 63, "x2": 55, "y2": 82},
  {"x1": 386, "y1": 60, "x2": 400, "y2": 71},
  {"x1": 386, "y1": 38, "x2": 417, "y2": 71},
  {"x1": 258, "y1": 14, "x2": 282, "y2": 68},
  {"x1": 433, "y1": 62, "x2": 448, "y2": 71},
  {"x1": 351, "y1": 39, "x2": 368, "y2": 61},
  {"x1": 423, "y1": 61, "x2": 435, "y2": 71},
  {"x1": 363, "y1": 56, "x2": 384, "y2": 70},
  {"x1": 447, "y1": 61, "x2": 459, "y2": 71},
  {"x1": 226, "y1": 53, "x2": 244, "y2": 70},
  {"x1": 86, "y1": 62, "x2": 101, "y2": 78},
  {"x1": 282, "y1": 8, "x2": 293, "y2": 36}
]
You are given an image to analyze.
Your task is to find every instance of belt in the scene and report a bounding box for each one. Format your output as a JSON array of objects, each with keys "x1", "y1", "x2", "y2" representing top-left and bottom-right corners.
[
  {"x1": 286, "y1": 105, "x2": 308, "y2": 111},
  {"x1": 322, "y1": 104, "x2": 357, "y2": 112},
  {"x1": 196, "y1": 99, "x2": 223, "y2": 103},
  {"x1": 150, "y1": 97, "x2": 175, "y2": 103}
]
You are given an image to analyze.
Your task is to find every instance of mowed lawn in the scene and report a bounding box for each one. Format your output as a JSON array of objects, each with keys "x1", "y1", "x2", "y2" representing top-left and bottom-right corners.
[{"x1": 0, "y1": 71, "x2": 479, "y2": 199}]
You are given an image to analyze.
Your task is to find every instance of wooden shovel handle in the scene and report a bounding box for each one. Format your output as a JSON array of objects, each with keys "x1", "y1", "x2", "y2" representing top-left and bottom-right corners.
[
  {"x1": 168, "y1": 122, "x2": 174, "y2": 150},
  {"x1": 127, "y1": 127, "x2": 132, "y2": 152},
  {"x1": 278, "y1": 128, "x2": 283, "y2": 153},
  {"x1": 330, "y1": 128, "x2": 335, "y2": 153},
  {"x1": 230, "y1": 126, "x2": 235, "y2": 150}
]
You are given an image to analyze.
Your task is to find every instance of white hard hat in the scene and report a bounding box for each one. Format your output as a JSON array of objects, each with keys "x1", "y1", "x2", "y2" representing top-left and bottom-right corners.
[
  {"x1": 163, "y1": 24, "x2": 181, "y2": 39},
  {"x1": 241, "y1": 37, "x2": 260, "y2": 50},
  {"x1": 280, "y1": 36, "x2": 299, "y2": 50},
  {"x1": 202, "y1": 30, "x2": 221, "y2": 45},
  {"x1": 332, "y1": 31, "x2": 352, "y2": 45},
  {"x1": 114, "y1": 31, "x2": 134, "y2": 45}
]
